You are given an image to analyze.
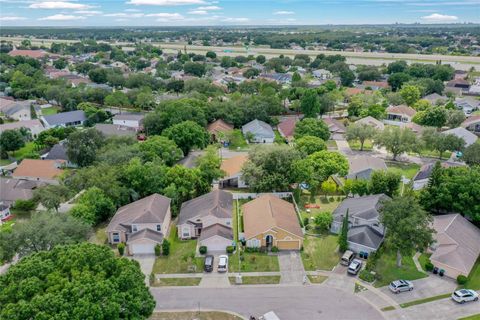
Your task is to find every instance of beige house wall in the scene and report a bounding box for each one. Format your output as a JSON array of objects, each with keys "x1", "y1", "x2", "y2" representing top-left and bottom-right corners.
[{"x1": 248, "y1": 227, "x2": 303, "y2": 250}]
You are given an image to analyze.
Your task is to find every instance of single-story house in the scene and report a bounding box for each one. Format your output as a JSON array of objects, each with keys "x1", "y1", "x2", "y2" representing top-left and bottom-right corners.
[
  {"x1": 0, "y1": 99, "x2": 32, "y2": 121},
  {"x1": 430, "y1": 214, "x2": 480, "y2": 278},
  {"x1": 41, "y1": 110, "x2": 87, "y2": 129},
  {"x1": 207, "y1": 119, "x2": 234, "y2": 141},
  {"x1": 277, "y1": 117, "x2": 298, "y2": 142},
  {"x1": 242, "y1": 195, "x2": 303, "y2": 250},
  {"x1": 112, "y1": 113, "x2": 144, "y2": 131},
  {"x1": 242, "y1": 119, "x2": 275, "y2": 144},
  {"x1": 346, "y1": 155, "x2": 387, "y2": 180},
  {"x1": 331, "y1": 194, "x2": 390, "y2": 254},
  {"x1": 344, "y1": 88, "x2": 373, "y2": 97},
  {"x1": 219, "y1": 155, "x2": 248, "y2": 189},
  {"x1": 198, "y1": 223, "x2": 234, "y2": 254},
  {"x1": 42, "y1": 142, "x2": 76, "y2": 168},
  {"x1": 106, "y1": 194, "x2": 172, "y2": 255},
  {"x1": 312, "y1": 69, "x2": 333, "y2": 80},
  {"x1": 442, "y1": 127, "x2": 478, "y2": 147},
  {"x1": 13, "y1": 159, "x2": 64, "y2": 183},
  {"x1": 177, "y1": 190, "x2": 233, "y2": 252},
  {"x1": 423, "y1": 93, "x2": 448, "y2": 106},
  {"x1": 0, "y1": 178, "x2": 44, "y2": 206},
  {"x1": 355, "y1": 116, "x2": 385, "y2": 131},
  {"x1": 455, "y1": 98, "x2": 480, "y2": 116},
  {"x1": 412, "y1": 162, "x2": 464, "y2": 190},
  {"x1": 447, "y1": 79, "x2": 470, "y2": 92},
  {"x1": 454, "y1": 70, "x2": 468, "y2": 80},
  {"x1": 461, "y1": 115, "x2": 480, "y2": 134},
  {"x1": 94, "y1": 123, "x2": 137, "y2": 137},
  {"x1": 361, "y1": 81, "x2": 390, "y2": 91},
  {"x1": 0, "y1": 119, "x2": 45, "y2": 136},
  {"x1": 259, "y1": 73, "x2": 292, "y2": 85},
  {"x1": 384, "y1": 105, "x2": 416, "y2": 125},
  {"x1": 323, "y1": 117, "x2": 346, "y2": 140}
]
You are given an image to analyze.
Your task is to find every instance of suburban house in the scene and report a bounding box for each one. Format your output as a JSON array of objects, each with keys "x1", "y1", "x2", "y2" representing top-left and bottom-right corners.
[
  {"x1": 13, "y1": 159, "x2": 64, "y2": 183},
  {"x1": 312, "y1": 69, "x2": 333, "y2": 80},
  {"x1": 461, "y1": 115, "x2": 480, "y2": 134},
  {"x1": 361, "y1": 81, "x2": 390, "y2": 91},
  {"x1": 8, "y1": 49, "x2": 47, "y2": 59},
  {"x1": 41, "y1": 110, "x2": 87, "y2": 128},
  {"x1": 0, "y1": 99, "x2": 32, "y2": 121},
  {"x1": 0, "y1": 178, "x2": 44, "y2": 206},
  {"x1": 106, "y1": 194, "x2": 172, "y2": 255},
  {"x1": 442, "y1": 127, "x2": 478, "y2": 147},
  {"x1": 355, "y1": 116, "x2": 385, "y2": 131},
  {"x1": 455, "y1": 98, "x2": 480, "y2": 116},
  {"x1": 447, "y1": 79, "x2": 470, "y2": 93},
  {"x1": 242, "y1": 195, "x2": 304, "y2": 250},
  {"x1": 112, "y1": 113, "x2": 144, "y2": 131},
  {"x1": 422, "y1": 93, "x2": 448, "y2": 106},
  {"x1": 412, "y1": 162, "x2": 464, "y2": 190},
  {"x1": 94, "y1": 123, "x2": 137, "y2": 137},
  {"x1": 430, "y1": 214, "x2": 480, "y2": 278},
  {"x1": 177, "y1": 190, "x2": 233, "y2": 252},
  {"x1": 345, "y1": 88, "x2": 373, "y2": 97},
  {"x1": 454, "y1": 70, "x2": 468, "y2": 80},
  {"x1": 384, "y1": 105, "x2": 416, "y2": 125},
  {"x1": 219, "y1": 155, "x2": 248, "y2": 189},
  {"x1": 277, "y1": 117, "x2": 298, "y2": 142},
  {"x1": 242, "y1": 119, "x2": 275, "y2": 144},
  {"x1": 346, "y1": 155, "x2": 387, "y2": 180},
  {"x1": 259, "y1": 73, "x2": 292, "y2": 85},
  {"x1": 0, "y1": 119, "x2": 45, "y2": 136},
  {"x1": 42, "y1": 142, "x2": 76, "y2": 168},
  {"x1": 0, "y1": 203, "x2": 11, "y2": 222},
  {"x1": 331, "y1": 194, "x2": 390, "y2": 254},
  {"x1": 324, "y1": 117, "x2": 346, "y2": 140},
  {"x1": 207, "y1": 119, "x2": 234, "y2": 141}
]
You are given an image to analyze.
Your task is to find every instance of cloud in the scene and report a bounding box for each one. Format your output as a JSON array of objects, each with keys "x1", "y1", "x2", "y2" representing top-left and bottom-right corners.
[
  {"x1": 124, "y1": 8, "x2": 141, "y2": 12},
  {"x1": 74, "y1": 10, "x2": 102, "y2": 16},
  {"x1": 222, "y1": 17, "x2": 249, "y2": 22},
  {"x1": 421, "y1": 13, "x2": 458, "y2": 22},
  {"x1": 126, "y1": 0, "x2": 205, "y2": 6},
  {"x1": 0, "y1": 16, "x2": 27, "y2": 21},
  {"x1": 104, "y1": 12, "x2": 145, "y2": 18},
  {"x1": 38, "y1": 14, "x2": 86, "y2": 20},
  {"x1": 146, "y1": 12, "x2": 184, "y2": 19},
  {"x1": 188, "y1": 10, "x2": 207, "y2": 14},
  {"x1": 197, "y1": 5, "x2": 221, "y2": 10},
  {"x1": 29, "y1": 1, "x2": 93, "y2": 10},
  {"x1": 273, "y1": 10, "x2": 294, "y2": 15}
]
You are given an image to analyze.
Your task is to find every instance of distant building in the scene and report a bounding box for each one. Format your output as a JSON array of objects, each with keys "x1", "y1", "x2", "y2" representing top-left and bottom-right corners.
[
  {"x1": 461, "y1": 115, "x2": 480, "y2": 134},
  {"x1": 0, "y1": 98, "x2": 32, "y2": 121},
  {"x1": 112, "y1": 113, "x2": 144, "y2": 131},
  {"x1": 13, "y1": 159, "x2": 64, "y2": 183},
  {"x1": 41, "y1": 110, "x2": 87, "y2": 128},
  {"x1": 242, "y1": 119, "x2": 275, "y2": 144},
  {"x1": 0, "y1": 119, "x2": 45, "y2": 136},
  {"x1": 207, "y1": 119, "x2": 234, "y2": 141},
  {"x1": 384, "y1": 105, "x2": 416, "y2": 125},
  {"x1": 8, "y1": 49, "x2": 47, "y2": 59}
]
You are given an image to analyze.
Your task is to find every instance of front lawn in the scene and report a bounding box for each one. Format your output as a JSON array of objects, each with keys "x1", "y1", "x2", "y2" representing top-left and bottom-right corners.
[
  {"x1": 301, "y1": 235, "x2": 340, "y2": 271},
  {"x1": 349, "y1": 139, "x2": 373, "y2": 151},
  {"x1": 151, "y1": 277, "x2": 201, "y2": 287},
  {"x1": 9, "y1": 142, "x2": 39, "y2": 160},
  {"x1": 227, "y1": 129, "x2": 248, "y2": 150},
  {"x1": 229, "y1": 251, "x2": 279, "y2": 272},
  {"x1": 41, "y1": 106, "x2": 59, "y2": 116},
  {"x1": 229, "y1": 275, "x2": 280, "y2": 285},
  {"x1": 463, "y1": 257, "x2": 480, "y2": 290},
  {"x1": 386, "y1": 162, "x2": 420, "y2": 180},
  {"x1": 373, "y1": 250, "x2": 428, "y2": 287},
  {"x1": 89, "y1": 223, "x2": 108, "y2": 245},
  {"x1": 152, "y1": 226, "x2": 203, "y2": 274}
]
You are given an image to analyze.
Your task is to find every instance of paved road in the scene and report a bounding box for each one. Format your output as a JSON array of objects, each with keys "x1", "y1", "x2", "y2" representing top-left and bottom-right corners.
[{"x1": 151, "y1": 285, "x2": 385, "y2": 320}]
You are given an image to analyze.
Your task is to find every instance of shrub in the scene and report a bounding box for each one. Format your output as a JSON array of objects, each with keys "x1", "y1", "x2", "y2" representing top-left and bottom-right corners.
[
  {"x1": 365, "y1": 251, "x2": 378, "y2": 271},
  {"x1": 359, "y1": 270, "x2": 375, "y2": 283},
  {"x1": 457, "y1": 275, "x2": 468, "y2": 285},
  {"x1": 117, "y1": 243, "x2": 125, "y2": 256},
  {"x1": 271, "y1": 246, "x2": 279, "y2": 253},
  {"x1": 162, "y1": 239, "x2": 170, "y2": 256},
  {"x1": 303, "y1": 217, "x2": 309, "y2": 227},
  {"x1": 154, "y1": 244, "x2": 161, "y2": 256},
  {"x1": 199, "y1": 246, "x2": 207, "y2": 254},
  {"x1": 425, "y1": 261, "x2": 434, "y2": 272},
  {"x1": 13, "y1": 199, "x2": 36, "y2": 211},
  {"x1": 329, "y1": 197, "x2": 335, "y2": 202},
  {"x1": 226, "y1": 246, "x2": 235, "y2": 254},
  {"x1": 245, "y1": 247, "x2": 259, "y2": 253}
]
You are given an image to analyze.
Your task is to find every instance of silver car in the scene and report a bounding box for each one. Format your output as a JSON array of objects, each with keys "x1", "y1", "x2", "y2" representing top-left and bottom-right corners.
[
  {"x1": 451, "y1": 289, "x2": 479, "y2": 304},
  {"x1": 389, "y1": 280, "x2": 414, "y2": 293},
  {"x1": 218, "y1": 255, "x2": 228, "y2": 273},
  {"x1": 347, "y1": 259, "x2": 362, "y2": 275}
]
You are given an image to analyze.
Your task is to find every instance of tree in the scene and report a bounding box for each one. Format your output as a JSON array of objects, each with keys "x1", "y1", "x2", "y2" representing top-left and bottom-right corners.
[
  {"x1": 243, "y1": 68, "x2": 260, "y2": 79},
  {"x1": 292, "y1": 71, "x2": 301, "y2": 82},
  {"x1": 104, "y1": 91, "x2": 129, "y2": 107},
  {"x1": 345, "y1": 123, "x2": 377, "y2": 151},
  {"x1": 206, "y1": 51, "x2": 216, "y2": 59},
  {"x1": 318, "y1": 93, "x2": 335, "y2": 115},
  {"x1": 256, "y1": 55, "x2": 266, "y2": 64},
  {"x1": 0, "y1": 212, "x2": 90, "y2": 261},
  {"x1": 340, "y1": 69, "x2": 355, "y2": 87},
  {"x1": 413, "y1": 106, "x2": 447, "y2": 128},
  {"x1": 294, "y1": 118, "x2": 330, "y2": 141},
  {"x1": 183, "y1": 62, "x2": 206, "y2": 77},
  {"x1": 139, "y1": 135, "x2": 183, "y2": 165},
  {"x1": 34, "y1": 184, "x2": 70, "y2": 212},
  {"x1": 70, "y1": 187, "x2": 115, "y2": 225},
  {"x1": 338, "y1": 210, "x2": 349, "y2": 252},
  {"x1": 380, "y1": 196, "x2": 434, "y2": 267},
  {"x1": 388, "y1": 72, "x2": 411, "y2": 91},
  {"x1": 387, "y1": 60, "x2": 407, "y2": 74},
  {"x1": 0, "y1": 129, "x2": 25, "y2": 157},
  {"x1": 314, "y1": 212, "x2": 333, "y2": 231},
  {"x1": 463, "y1": 142, "x2": 480, "y2": 166},
  {"x1": 0, "y1": 243, "x2": 155, "y2": 319},
  {"x1": 446, "y1": 109, "x2": 466, "y2": 128},
  {"x1": 321, "y1": 180, "x2": 337, "y2": 198},
  {"x1": 400, "y1": 85, "x2": 421, "y2": 107},
  {"x1": 295, "y1": 135, "x2": 327, "y2": 155},
  {"x1": 422, "y1": 128, "x2": 466, "y2": 158},
  {"x1": 300, "y1": 89, "x2": 320, "y2": 118},
  {"x1": 369, "y1": 171, "x2": 401, "y2": 197},
  {"x1": 53, "y1": 57, "x2": 67, "y2": 69},
  {"x1": 375, "y1": 126, "x2": 417, "y2": 161},
  {"x1": 195, "y1": 145, "x2": 224, "y2": 184},
  {"x1": 66, "y1": 128, "x2": 105, "y2": 167},
  {"x1": 162, "y1": 120, "x2": 209, "y2": 155},
  {"x1": 166, "y1": 79, "x2": 184, "y2": 94}
]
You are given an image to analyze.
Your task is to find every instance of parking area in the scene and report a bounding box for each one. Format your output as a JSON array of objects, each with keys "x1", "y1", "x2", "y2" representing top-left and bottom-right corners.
[{"x1": 278, "y1": 251, "x2": 305, "y2": 284}]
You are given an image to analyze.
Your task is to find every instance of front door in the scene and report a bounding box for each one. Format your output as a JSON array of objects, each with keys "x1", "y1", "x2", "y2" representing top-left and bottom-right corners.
[{"x1": 265, "y1": 235, "x2": 273, "y2": 248}]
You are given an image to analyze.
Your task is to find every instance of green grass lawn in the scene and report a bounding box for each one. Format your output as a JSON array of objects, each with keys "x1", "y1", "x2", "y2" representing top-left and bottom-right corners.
[
  {"x1": 9, "y1": 142, "x2": 38, "y2": 160},
  {"x1": 349, "y1": 139, "x2": 373, "y2": 151},
  {"x1": 399, "y1": 293, "x2": 451, "y2": 308},
  {"x1": 232, "y1": 200, "x2": 239, "y2": 242},
  {"x1": 229, "y1": 275, "x2": 280, "y2": 285},
  {"x1": 301, "y1": 235, "x2": 340, "y2": 271},
  {"x1": 386, "y1": 162, "x2": 421, "y2": 180},
  {"x1": 373, "y1": 250, "x2": 428, "y2": 288},
  {"x1": 458, "y1": 314, "x2": 480, "y2": 320},
  {"x1": 41, "y1": 106, "x2": 59, "y2": 116},
  {"x1": 464, "y1": 258, "x2": 480, "y2": 290},
  {"x1": 151, "y1": 277, "x2": 201, "y2": 287},
  {"x1": 418, "y1": 253, "x2": 432, "y2": 272},
  {"x1": 90, "y1": 223, "x2": 108, "y2": 245},
  {"x1": 152, "y1": 226, "x2": 203, "y2": 274},
  {"x1": 274, "y1": 130, "x2": 287, "y2": 144},
  {"x1": 227, "y1": 129, "x2": 248, "y2": 150},
  {"x1": 412, "y1": 149, "x2": 452, "y2": 160},
  {"x1": 308, "y1": 275, "x2": 328, "y2": 284},
  {"x1": 0, "y1": 159, "x2": 13, "y2": 166},
  {"x1": 229, "y1": 251, "x2": 279, "y2": 272},
  {"x1": 299, "y1": 194, "x2": 344, "y2": 218}
]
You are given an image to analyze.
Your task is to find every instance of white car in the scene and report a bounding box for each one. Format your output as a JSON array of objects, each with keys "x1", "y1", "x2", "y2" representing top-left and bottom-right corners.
[
  {"x1": 389, "y1": 280, "x2": 414, "y2": 293},
  {"x1": 451, "y1": 289, "x2": 479, "y2": 304},
  {"x1": 347, "y1": 259, "x2": 362, "y2": 275},
  {"x1": 218, "y1": 254, "x2": 228, "y2": 273}
]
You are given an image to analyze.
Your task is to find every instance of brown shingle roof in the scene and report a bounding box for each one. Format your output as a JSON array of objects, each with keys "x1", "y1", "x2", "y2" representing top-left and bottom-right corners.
[
  {"x1": 13, "y1": 159, "x2": 64, "y2": 180},
  {"x1": 8, "y1": 50, "x2": 47, "y2": 59},
  {"x1": 207, "y1": 119, "x2": 234, "y2": 134},
  {"x1": 363, "y1": 81, "x2": 390, "y2": 89},
  {"x1": 277, "y1": 117, "x2": 298, "y2": 139},
  {"x1": 199, "y1": 223, "x2": 233, "y2": 241},
  {"x1": 178, "y1": 190, "x2": 232, "y2": 225},
  {"x1": 242, "y1": 195, "x2": 303, "y2": 239},
  {"x1": 386, "y1": 105, "x2": 416, "y2": 118},
  {"x1": 220, "y1": 155, "x2": 248, "y2": 177}
]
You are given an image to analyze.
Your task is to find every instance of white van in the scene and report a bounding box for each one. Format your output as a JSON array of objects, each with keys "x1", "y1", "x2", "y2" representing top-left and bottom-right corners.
[{"x1": 341, "y1": 250, "x2": 355, "y2": 266}]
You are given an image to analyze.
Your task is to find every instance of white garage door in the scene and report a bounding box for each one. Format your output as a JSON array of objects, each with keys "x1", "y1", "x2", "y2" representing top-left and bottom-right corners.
[
  {"x1": 201, "y1": 236, "x2": 231, "y2": 252},
  {"x1": 130, "y1": 243, "x2": 154, "y2": 254}
]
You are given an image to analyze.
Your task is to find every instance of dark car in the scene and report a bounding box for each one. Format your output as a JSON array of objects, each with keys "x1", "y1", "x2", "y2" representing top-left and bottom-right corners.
[{"x1": 204, "y1": 255, "x2": 214, "y2": 272}]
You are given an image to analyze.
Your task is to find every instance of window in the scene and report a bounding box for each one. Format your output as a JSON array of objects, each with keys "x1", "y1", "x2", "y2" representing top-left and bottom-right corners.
[
  {"x1": 132, "y1": 225, "x2": 138, "y2": 232},
  {"x1": 112, "y1": 233, "x2": 120, "y2": 243},
  {"x1": 156, "y1": 224, "x2": 161, "y2": 232},
  {"x1": 226, "y1": 221, "x2": 231, "y2": 226},
  {"x1": 182, "y1": 226, "x2": 190, "y2": 238}
]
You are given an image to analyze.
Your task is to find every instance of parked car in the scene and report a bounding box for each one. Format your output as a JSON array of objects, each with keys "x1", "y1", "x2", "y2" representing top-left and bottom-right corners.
[
  {"x1": 451, "y1": 289, "x2": 479, "y2": 304},
  {"x1": 204, "y1": 255, "x2": 214, "y2": 272},
  {"x1": 341, "y1": 250, "x2": 355, "y2": 266},
  {"x1": 218, "y1": 254, "x2": 228, "y2": 273},
  {"x1": 389, "y1": 280, "x2": 414, "y2": 293},
  {"x1": 347, "y1": 259, "x2": 362, "y2": 275}
]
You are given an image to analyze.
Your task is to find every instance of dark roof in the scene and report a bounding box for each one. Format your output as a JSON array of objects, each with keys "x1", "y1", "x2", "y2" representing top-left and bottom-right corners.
[
  {"x1": 94, "y1": 124, "x2": 137, "y2": 137},
  {"x1": 45, "y1": 143, "x2": 68, "y2": 161},
  {"x1": 42, "y1": 110, "x2": 86, "y2": 126},
  {"x1": 333, "y1": 194, "x2": 390, "y2": 223},
  {"x1": 113, "y1": 113, "x2": 144, "y2": 121},
  {"x1": 128, "y1": 228, "x2": 164, "y2": 243},
  {"x1": 178, "y1": 190, "x2": 232, "y2": 225},
  {"x1": 413, "y1": 162, "x2": 464, "y2": 182},
  {"x1": 348, "y1": 225, "x2": 384, "y2": 249},
  {"x1": 199, "y1": 223, "x2": 233, "y2": 241}
]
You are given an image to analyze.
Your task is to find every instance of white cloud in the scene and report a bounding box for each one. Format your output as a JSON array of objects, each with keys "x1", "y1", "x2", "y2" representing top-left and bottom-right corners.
[
  {"x1": 197, "y1": 5, "x2": 221, "y2": 10},
  {"x1": 127, "y1": 0, "x2": 205, "y2": 6},
  {"x1": 421, "y1": 13, "x2": 458, "y2": 22},
  {"x1": 188, "y1": 10, "x2": 207, "y2": 14},
  {"x1": 74, "y1": 10, "x2": 102, "y2": 16},
  {"x1": 38, "y1": 14, "x2": 86, "y2": 20},
  {"x1": 222, "y1": 17, "x2": 249, "y2": 22},
  {"x1": 29, "y1": 1, "x2": 93, "y2": 10},
  {"x1": 124, "y1": 8, "x2": 141, "y2": 12},
  {"x1": 147, "y1": 12, "x2": 184, "y2": 19},
  {"x1": 104, "y1": 12, "x2": 145, "y2": 18},
  {"x1": 0, "y1": 16, "x2": 27, "y2": 21},
  {"x1": 273, "y1": 10, "x2": 294, "y2": 15}
]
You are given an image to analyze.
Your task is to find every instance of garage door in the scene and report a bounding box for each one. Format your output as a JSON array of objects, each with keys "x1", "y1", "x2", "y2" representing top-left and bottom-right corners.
[
  {"x1": 277, "y1": 240, "x2": 300, "y2": 250},
  {"x1": 129, "y1": 243, "x2": 155, "y2": 254},
  {"x1": 200, "y1": 236, "x2": 231, "y2": 252}
]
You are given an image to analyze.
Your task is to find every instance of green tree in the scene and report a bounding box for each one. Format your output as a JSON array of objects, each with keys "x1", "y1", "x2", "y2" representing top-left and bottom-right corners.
[
  {"x1": 340, "y1": 69, "x2": 355, "y2": 87},
  {"x1": 380, "y1": 196, "x2": 434, "y2": 267},
  {"x1": 104, "y1": 91, "x2": 130, "y2": 107},
  {"x1": 70, "y1": 187, "x2": 116, "y2": 225},
  {"x1": 463, "y1": 142, "x2": 480, "y2": 166},
  {"x1": 206, "y1": 51, "x2": 217, "y2": 59},
  {"x1": 300, "y1": 89, "x2": 320, "y2": 118},
  {"x1": 183, "y1": 62, "x2": 206, "y2": 77},
  {"x1": 139, "y1": 135, "x2": 183, "y2": 165},
  {"x1": 345, "y1": 123, "x2": 377, "y2": 151},
  {"x1": 195, "y1": 145, "x2": 224, "y2": 184},
  {"x1": 162, "y1": 121, "x2": 209, "y2": 155},
  {"x1": 422, "y1": 128, "x2": 466, "y2": 158},
  {"x1": 66, "y1": 128, "x2": 105, "y2": 167},
  {"x1": 446, "y1": 109, "x2": 466, "y2": 128},
  {"x1": 375, "y1": 126, "x2": 417, "y2": 161},
  {"x1": 0, "y1": 129, "x2": 25, "y2": 157},
  {"x1": 413, "y1": 106, "x2": 447, "y2": 128},
  {"x1": 256, "y1": 55, "x2": 266, "y2": 64},
  {"x1": 295, "y1": 135, "x2": 327, "y2": 155},
  {"x1": 369, "y1": 171, "x2": 401, "y2": 197},
  {"x1": 314, "y1": 212, "x2": 333, "y2": 231},
  {"x1": 34, "y1": 184, "x2": 70, "y2": 212},
  {"x1": 399, "y1": 85, "x2": 421, "y2": 107},
  {"x1": 388, "y1": 72, "x2": 411, "y2": 91},
  {"x1": 294, "y1": 118, "x2": 330, "y2": 141},
  {"x1": 321, "y1": 180, "x2": 337, "y2": 198},
  {"x1": 338, "y1": 210, "x2": 349, "y2": 252}
]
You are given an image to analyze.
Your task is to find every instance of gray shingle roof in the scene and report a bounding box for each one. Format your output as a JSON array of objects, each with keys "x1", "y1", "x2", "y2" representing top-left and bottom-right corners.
[
  {"x1": 113, "y1": 113, "x2": 144, "y2": 121},
  {"x1": 333, "y1": 194, "x2": 390, "y2": 223},
  {"x1": 199, "y1": 223, "x2": 233, "y2": 241},
  {"x1": 42, "y1": 110, "x2": 86, "y2": 127},
  {"x1": 178, "y1": 190, "x2": 232, "y2": 225},
  {"x1": 442, "y1": 127, "x2": 478, "y2": 147},
  {"x1": 94, "y1": 124, "x2": 137, "y2": 137},
  {"x1": 45, "y1": 143, "x2": 68, "y2": 161},
  {"x1": 128, "y1": 228, "x2": 164, "y2": 243},
  {"x1": 348, "y1": 225, "x2": 384, "y2": 249},
  {"x1": 242, "y1": 119, "x2": 275, "y2": 139}
]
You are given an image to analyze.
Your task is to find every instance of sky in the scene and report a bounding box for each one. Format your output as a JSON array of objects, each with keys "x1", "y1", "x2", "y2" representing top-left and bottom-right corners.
[{"x1": 0, "y1": 0, "x2": 479, "y2": 26}]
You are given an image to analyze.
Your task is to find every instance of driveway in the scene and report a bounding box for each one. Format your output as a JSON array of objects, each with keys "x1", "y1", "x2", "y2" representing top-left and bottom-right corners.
[
  {"x1": 379, "y1": 275, "x2": 458, "y2": 304},
  {"x1": 335, "y1": 139, "x2": 353, "y2": 155},
  {"x1": 131, "y1": 254, "x2": 155, "y2": 285},
  {"x1": 278, "y1": 251, "x2": 306, "y2": 284}
]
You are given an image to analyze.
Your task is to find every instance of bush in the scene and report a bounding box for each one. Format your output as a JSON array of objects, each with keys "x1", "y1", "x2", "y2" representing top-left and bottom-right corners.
[
  {"x1": 303, "y1": 217, "x2": 309, "y2": 227},
  {"x1": 199, "y1": 246, "x2": 207, "y2": 254},
  {"x1": 425, "y1": 261, "x2": 434, "y2": 272},
  {"x1": 226, "y1": 246, "x2": 235, "y2": 254},
  {"x1": 359, "y1": 270, "x2": 375, "y2": 283},
  {"x1": 457, "y1": 275, "x2": 468, "y2": 285},
  {"x1": 365, "y1": 251, "x2": 378, "y2": 271},
  {"x1": 13, "y1": 199, "x2": 36, "y2": 211},
  {"x1": 245, "y1": 247, "x2": 259, "y2": 253},
  {"x1": 271, "y1": 246, "x2": 279, "y2": 253},
  {"x1": 154, "y1": 244, "x2": 161, "y2": 256},
  {"x1": 162, "y1": 239, "x2": 170, "y2": 256},
  {"x1": 117, "y1": 243, "x2": 125, "y2": 256}
]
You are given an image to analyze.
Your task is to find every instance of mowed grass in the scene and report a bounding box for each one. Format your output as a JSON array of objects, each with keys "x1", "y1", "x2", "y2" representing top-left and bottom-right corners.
[
  {"x1": 386, "y1": 161, "x2": 420, "y2": 180},
  {"x1": 349, "y1": 139, "x2": 373, "y2": 151},
  {"x1": 463, "y1": 258, "x2": 480, "y2": 290},
  {"x1": 40, "y1": 106, "x2": 59, "y2": 116},
  {"x1": 301, "y1": 235, "x2": 340, "y2": 271},
  {"x1": 229, "y1": 252, "x2": 279, "y2": 272},
  {"x1": 418, "y1": 253, "x2": 432, "y2": 272},
  {"x1": 152, "y1": 225, "x2": 203, "y2": 274},
  {"x1": 299, "y1": 195, "x2": 345, "y2": 218},
  {"x1": 458, "y1": 315, "x2": 480, "y2": 320},
  {"x1": 308, "y1": 275, "x2": 328, "y2": 284},
  {"x1": 150, "y1": 311, "x2": 243, "y2": 320},
  {"x1": 399, "y1": 293, "x2": 451, "y2": 308},
  {"x1": 229, "y1": 275, "x2": 280, "y2": 285},
  {"x1": 9, "y1": 142, "x2": 38, "y2": 160},
  {"x1": 151, "y1": 277, "x2": 201, "y2": 287},
  {"x1": 374, "y1": 250, "x2": 427, "y2": 288}
]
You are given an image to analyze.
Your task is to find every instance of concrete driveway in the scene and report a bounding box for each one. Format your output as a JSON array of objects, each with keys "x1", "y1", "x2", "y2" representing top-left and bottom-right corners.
[
  {"x1": 278, "y1": 251, "x2": 306, "y2": 284},
  {"x1": 131, "y1": 254, "x2": 155, "y2": 285},
  {"x1": 379, "y1": 275, "x2": 457, "y2": 304}
]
